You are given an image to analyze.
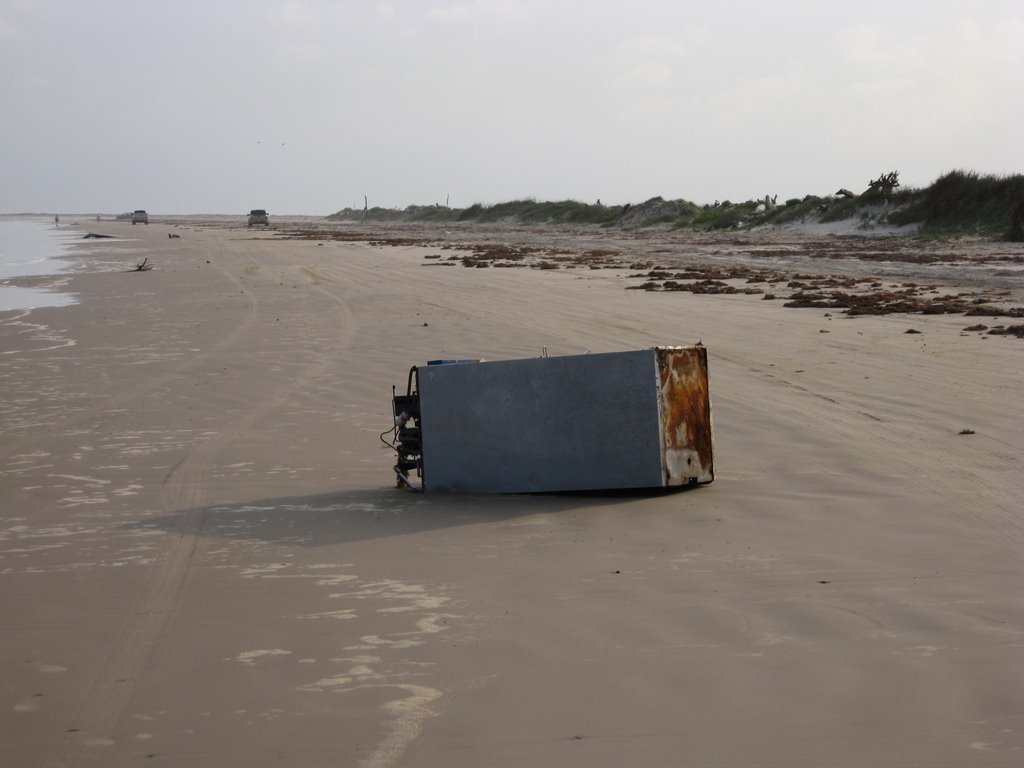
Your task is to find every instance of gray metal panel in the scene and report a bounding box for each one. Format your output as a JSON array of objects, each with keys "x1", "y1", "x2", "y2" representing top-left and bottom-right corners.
[{"x1": 419, "y1": 350, "x2": 664, "y2": 493}]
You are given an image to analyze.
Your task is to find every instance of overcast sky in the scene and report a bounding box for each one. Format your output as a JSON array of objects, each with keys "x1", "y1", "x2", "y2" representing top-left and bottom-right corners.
[{"x1": 2, "y1": 0, "x2": 1021, "y2": 215}]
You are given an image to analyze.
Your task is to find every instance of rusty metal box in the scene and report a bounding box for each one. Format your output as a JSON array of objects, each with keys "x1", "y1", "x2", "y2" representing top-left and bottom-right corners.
[{"x1": 415, "y1": 346, "x2": 713, "y2": 493}]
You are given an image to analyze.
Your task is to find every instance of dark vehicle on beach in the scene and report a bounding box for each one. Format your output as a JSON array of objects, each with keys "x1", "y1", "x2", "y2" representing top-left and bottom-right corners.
[
  {"x1": 248, "y1": 209, "x2": 269, "y2": 226},
  {"x1": 131, "y1": 210, "x2": 149, "y2": 225}
]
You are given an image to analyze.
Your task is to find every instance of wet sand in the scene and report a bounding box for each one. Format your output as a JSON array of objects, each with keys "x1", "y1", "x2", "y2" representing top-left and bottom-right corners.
[{"x1": 2, "y1": 218, "x2": 1022, "y2": 767}]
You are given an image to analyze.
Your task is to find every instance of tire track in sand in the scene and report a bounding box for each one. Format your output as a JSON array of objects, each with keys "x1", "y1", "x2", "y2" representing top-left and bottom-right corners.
[{"x1": 55, "y1": 275, "x2": 356, "y2": 765}]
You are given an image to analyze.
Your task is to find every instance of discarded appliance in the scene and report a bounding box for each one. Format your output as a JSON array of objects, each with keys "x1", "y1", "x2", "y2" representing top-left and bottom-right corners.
[{"x1": 386, "y1": 346, "x2": 714, "y2": 494}]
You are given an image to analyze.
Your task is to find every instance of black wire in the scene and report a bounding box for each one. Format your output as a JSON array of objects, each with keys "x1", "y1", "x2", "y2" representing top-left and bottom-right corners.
[{"x1": 379, "y1": 425, "x2": 398, "y2": 452}]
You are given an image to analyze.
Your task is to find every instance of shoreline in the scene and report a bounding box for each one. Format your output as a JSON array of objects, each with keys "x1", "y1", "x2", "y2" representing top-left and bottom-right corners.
[{"x1": 0, "y1": 218, "x2": 84, "y2": 311}]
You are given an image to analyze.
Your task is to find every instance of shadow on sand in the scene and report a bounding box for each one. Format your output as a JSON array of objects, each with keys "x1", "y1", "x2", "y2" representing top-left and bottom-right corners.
[{"x1": 128, "y1": 485, "x2": 702, "y2": 548}]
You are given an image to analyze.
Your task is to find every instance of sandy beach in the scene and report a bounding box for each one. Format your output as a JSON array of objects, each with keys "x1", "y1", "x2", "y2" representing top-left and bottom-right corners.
[{"x1": 2, "y1": 217, "x2": 1022, "y2": 767}]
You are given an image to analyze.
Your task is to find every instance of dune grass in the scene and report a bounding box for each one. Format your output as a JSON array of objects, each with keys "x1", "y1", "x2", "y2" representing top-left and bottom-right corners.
[
  {"x1": 887, "y1": 170, "x2": 1024, "y2": 239},
  {"x1": 326, "y1": 170, "x2": 1024, "y2": 239}
]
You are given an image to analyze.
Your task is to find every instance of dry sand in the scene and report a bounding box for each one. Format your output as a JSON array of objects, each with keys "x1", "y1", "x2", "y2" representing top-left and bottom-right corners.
[{"x1": 1, "y1": 217, "x2": 1022, "y2": 767}]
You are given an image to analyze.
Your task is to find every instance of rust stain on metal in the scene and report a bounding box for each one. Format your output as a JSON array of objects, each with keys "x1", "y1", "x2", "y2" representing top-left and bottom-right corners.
[{"x1": 657, "y1": 346, "x2": 714, "y2": 483}]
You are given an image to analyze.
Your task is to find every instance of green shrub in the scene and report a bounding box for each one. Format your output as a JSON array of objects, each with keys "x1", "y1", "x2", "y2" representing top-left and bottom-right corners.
[
  {"x1": 888, "y1": 170, "x2": 1024, "y2": 238},
  {"x1": 759, "y1": 196, "x2": 825, "y2": 225},
  {"x1": 690, "y1": 201, "x2": 759, "y2": 230}
]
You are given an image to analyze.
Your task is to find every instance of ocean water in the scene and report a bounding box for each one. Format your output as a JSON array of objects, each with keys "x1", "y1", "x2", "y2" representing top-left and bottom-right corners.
[{"x1": 0, "y1": 218, "x2": 78, "y2": 311}]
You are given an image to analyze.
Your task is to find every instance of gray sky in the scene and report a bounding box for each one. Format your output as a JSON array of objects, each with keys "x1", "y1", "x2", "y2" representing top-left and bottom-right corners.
[{"x1": 2, "y1": 0, "x2": 1022, "y2": 215}]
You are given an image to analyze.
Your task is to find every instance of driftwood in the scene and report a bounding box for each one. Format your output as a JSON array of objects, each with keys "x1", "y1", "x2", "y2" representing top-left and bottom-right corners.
[
  {"x1": 133, "y1": 258, "x2": 153, "y2": 272},
  {"x1": 83, "y1": 232, "x2": 114, "y2": 239},
  {"x1": 864, "y1": 170, "x2": 900, "y2": 197}
]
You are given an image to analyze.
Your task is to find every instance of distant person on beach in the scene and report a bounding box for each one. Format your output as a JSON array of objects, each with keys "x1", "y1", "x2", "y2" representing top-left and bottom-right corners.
[{"x1": 54, "y1": 215, "x2": 59, "y2": 226}]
